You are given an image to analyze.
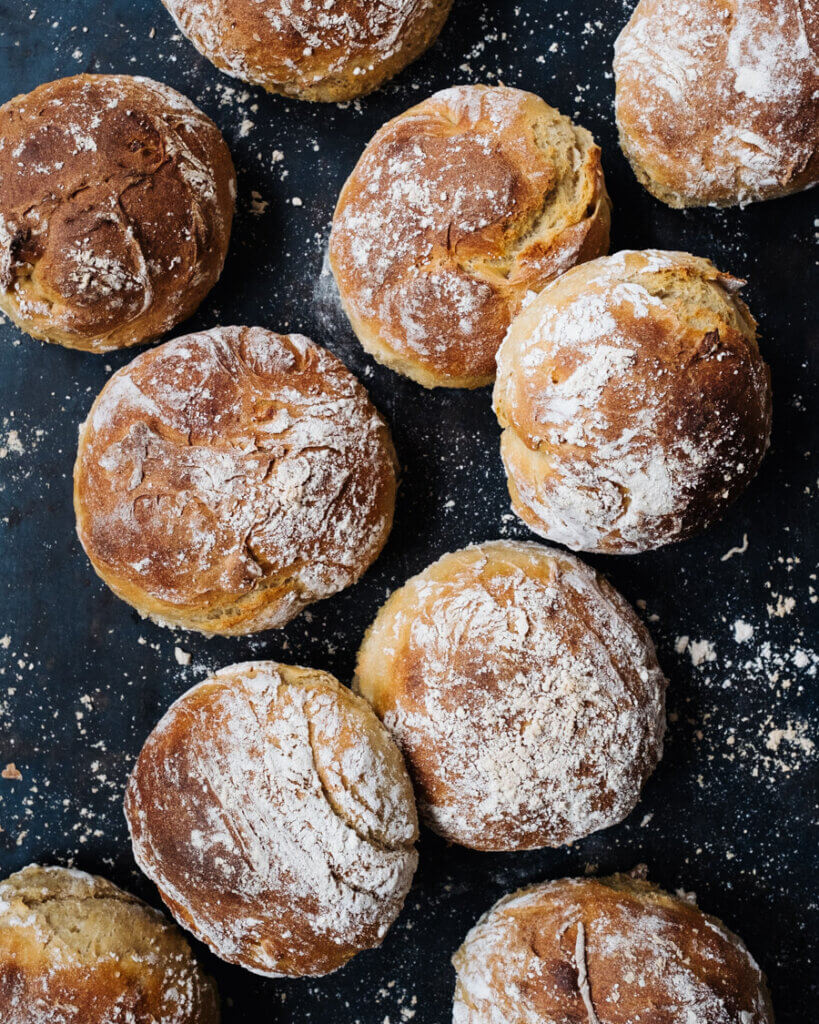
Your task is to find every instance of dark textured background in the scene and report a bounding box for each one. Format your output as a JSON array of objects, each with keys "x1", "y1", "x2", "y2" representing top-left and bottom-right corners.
[{"x1": 0, "y1": 1, "x2": 817, "y2": 1021}]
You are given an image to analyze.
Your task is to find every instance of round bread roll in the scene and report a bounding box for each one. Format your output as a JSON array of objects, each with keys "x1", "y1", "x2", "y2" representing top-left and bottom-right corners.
[
  {"x1": 452, "y1": 874, "x2": 774, "y2": 1024},
  {"x1": 73, "y1": 326, "x2": 398, "y2": 635},
  {"x1": 0, "y1": 864, "x2": 219, "y2": 1024},
  {"x1": 0, "y1": 75, "x2": 235, "y2": 353},
  {"x1": 125, "y1": 661, "x2": 419, "y2": 977},
  {"x1": 494, "y1": 250, "x2": 772, "y2": 554},
  {"x1": 160, "y1": 0, "x2": 454, "y2": 102},
  {"x1": 614, "y1": 0, "x2": 819, "y2": 207},
  {"x1": 329, "y1": 84, "x2": 611, "y2": 389},
  {"x1": 354, "y1": 541, "x2": 666, "y2": 852}
]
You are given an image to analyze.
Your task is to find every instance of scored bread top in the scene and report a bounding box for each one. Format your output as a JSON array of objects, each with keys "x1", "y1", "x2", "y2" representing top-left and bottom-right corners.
[
  {"x1": 355, "y1": 540, "x2": 666, "y2": 851},
  {"x1": 494, "y1": 250, "x2": 772, "y2": 553},
  {"x1": 0, "y1": 74, "x2": 235, "y2": 352},
  {"x1": 452, "y1": 874, "x2": 775, "y2": 1024},
  {"x1": 614, "y1": 0, "x2": 819, "y2": 207},
  {"x1": 73, "y1": 327, "x2": 398, "y2": 634},
  {"x1": 0, "y1": 864, "x2": 219, "y2": 1024},
  {"x1": 125, "y1": 662, "x2": 419, "y2": 977},
  {"x1": 160, "y1": 0, "x2": 454, "y2": 101},
  {"x1": 330, "y1": 84, "x2": 610, "y2": 387}
]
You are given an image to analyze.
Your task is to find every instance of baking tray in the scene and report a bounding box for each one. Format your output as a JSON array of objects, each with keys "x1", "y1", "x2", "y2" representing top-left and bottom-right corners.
[{"x1": 0, "y1": 1, "x2": 816, "y2": 1021}]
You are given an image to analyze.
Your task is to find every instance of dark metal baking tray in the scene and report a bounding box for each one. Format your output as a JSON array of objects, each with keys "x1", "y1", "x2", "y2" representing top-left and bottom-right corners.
[{"x1": 0, "y1": 1, "x2": 816, "y2": 1020}]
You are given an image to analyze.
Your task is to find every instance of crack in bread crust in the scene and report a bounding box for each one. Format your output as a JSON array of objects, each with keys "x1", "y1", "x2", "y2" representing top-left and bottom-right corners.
[
  {"x1": 124, "y1": 662, "x2": 419, "y2": 978},
  {"x1": 330, "y1": 84, "x2": 611, "y2": 389},
  {"x1": 160, "y1": 0, "x2": 454, "y2": 102},
  {"x1": 452, "y1": 875, "x2": 775, "y2": 1024},
  {"x1": 0, "y1": 74, "x2": 235, "y2": 352},
  {"x1": 493, "y1": 250, "x2": 772, "y2": 554},
  {"x1": 73, "y1": 326, "x2": 398, "y2": 635}
]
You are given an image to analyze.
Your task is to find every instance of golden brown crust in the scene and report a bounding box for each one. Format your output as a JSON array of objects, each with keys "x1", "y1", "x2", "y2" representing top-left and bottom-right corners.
[
  {"x1": 0, "y1": 75, "x2": 235, "y2": 352},
  {"x1": 73, "y1": 326, "x2": 398, "y2": 635},
  {"x1": 614, "y1": 0, "x2": 819, "y2": 207},
  {"x1": 329, "y1": 85, "x2": 611, "y2": 388},
  {"x1": 0, "y1": 865, "x2": 220, "y2": 1024},
  {"x1": 452, "y1": 874, "x2": 775, "y2": 1024},
  {"x1": 355, "y1": 541, "x2": 666, "y2": 851},
  {"x1": 494, "y1": 250, "x2": 772, "y2": 554},
  {"x1": 125, "y1": 661, "x2": 419, "y2": 978},
  {"x1": 160, "y1": 0, "x2": 454, "y2": 102}
]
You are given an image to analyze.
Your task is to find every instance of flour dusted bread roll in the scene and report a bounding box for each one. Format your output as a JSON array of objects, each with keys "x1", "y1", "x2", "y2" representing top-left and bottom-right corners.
[
  {"x1": 452, "y1": 874, "x2": 775, "y2": 1024},
  {"x1": 160, "y1": 0, "x2": 453, "y2": 102},
  {"x1": 614, "y1": 0, "x2": 819, "y2": 207},
  {"x1": 354, "y1": 541, "x2": 666, "y2": 851},
  {"x1": 0, "y1": 75, "x2": 235, "y2": 352},
  {"x1": 74, "y1": 326, "x2": 397, "y2": 634},
  {"x1": 329, "y1": 85, "x2": 611, "y2": 388},
  {"x1": 125, "y1": 661, "x2": 419, "y2": 977},
  {"x1": 0, "y1": 864, "x2": 219, "y2": 1024},
  {"x1": 494, "y1": 250, "x2": 772, "y2": 554}
]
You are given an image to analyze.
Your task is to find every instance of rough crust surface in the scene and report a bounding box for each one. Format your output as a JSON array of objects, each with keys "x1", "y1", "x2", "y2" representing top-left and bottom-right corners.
[
  {"x1": 125, "y1": 661, "x2": 419, "y2": 977},
  {"x1": 160, "y1": 0, "x2": 454, "y2": 102},
  {"x1": 73, "y1": 326, "x2": 398, "y2": 635},
  {"x1": 614, "y1": 0, "x2": 819, "y2": 207},
  {"x1": 355, "y1": 541, "x2": 666, "y2": 851},
  {"x1": 0, "y1": 864, "x2": 220, "y2": 1024},
  {"x1": 452, "y1": 874, "x2": 775, "y2": 1024},
  {"x1": 494, "y1": 250, "x2": 772, "y2": 554},
  {"x1": 0, "y1": 75, "x2": 235, "y2": 352},
  {"x1": 330, "y1": 85, "x2": 611, "y2": 388}
]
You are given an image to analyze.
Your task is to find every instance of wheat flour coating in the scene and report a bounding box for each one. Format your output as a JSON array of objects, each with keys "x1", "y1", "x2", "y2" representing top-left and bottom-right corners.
[
  {"x1": 329, "y1": 84, "x2": 611, "y2": 388},
  {"x1": 354, "y1": 541, "x2": 666, "y2": 851},
  {"x1": 125, "y1": 661, "x2": 419, "y2": 977},
  {"x1": 160, "y1": 0, "x2": 454, "y2": 102},
  {"x1": 452, "y1": 874, "x2": 775, "y2": 1024},
  {"x1": 0, "y1": 75, "x2": 235, "y2": 352},
  {"x1": 494, "y1": 250, "x2": 772, "y2": 554},
  {"x1": 0, "y1": 864, "x2": 219, "y2": 1024},
  {"x1": 614, "y1": 0, "x2": 819, "y2": 207},
  {"x1": 73, "y1": 326, "x2": 398, "y2": 634}
]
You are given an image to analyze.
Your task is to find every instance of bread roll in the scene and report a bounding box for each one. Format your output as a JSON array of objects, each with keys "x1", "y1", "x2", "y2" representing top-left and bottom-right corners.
[
  {"x1": 614, "y1": 0, "x2": 819, "y2": 207},
  {"x1": 355, "y1": 541, "x2": 666, "y2": 851},
  {"x1": 452, "y1": 874, "x2": 774, "y2": 1024},
  {"x1": 125, "y1": 661, "x2": 419, "y2": 977},
  {"x1": 494, "y1": 250, "x2": 772, "y2": 554},
  {"x1": 73, "y1": 326, "x2": 398, "y2": 634},
  {"x1": 0, "y1": 864, "x2": 219, "y2": 1024},
  {"x1": 0, "y1": 75, "x2": 235, "y2": 352},
  {"x1": 329, "y1": 84, "x2": 611, "y2": 388},
  {"x1": 160, "y1": 0, "x2": 454, "y2": 102}
]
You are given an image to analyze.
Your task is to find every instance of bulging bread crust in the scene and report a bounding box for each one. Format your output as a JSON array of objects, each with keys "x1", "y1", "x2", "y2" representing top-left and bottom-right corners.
[
  {"x1": 614, "y1": 0, "x2": 819, "y2": 208},
  {"x1": 330, "y1": 85, "x2": 611, "y2": 388},
  {"x1": 0, "y1": 75, "x2": 235, "y2": 352},
  {"x1": 160, "y1": 0, "x2": 454, "y2": 102},
  {"x1": 0, "y1": 864, "x2": 219, "y2": 1024},
  {"x1": 354, "y1": 540, "x2": 666, "y2": 851},
  {"x1": 494, "y1": 250, "x2": 772, "y2": 554},
  {"x1": 125, "y1": 661, "x2": 419, "y2": 977},
  {"x1": 73, "y1": 326, "x2": 398, "y2": 635},
  {"x1": 452, "y1": 874, "x2": 775, "y2": 1024}
]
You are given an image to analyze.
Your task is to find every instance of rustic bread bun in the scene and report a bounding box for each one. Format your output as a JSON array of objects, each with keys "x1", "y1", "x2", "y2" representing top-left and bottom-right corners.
[
  {"x1": 74, "y1": 326, "x2": 398, "y2": 635},
  {"x1": 354, "y1": 541, "x2": 666, "y2": 851},
  {"x1": 0, "y1": 75, "x2": 235, "y2": 353},
  {"x1": 494, "y1": 250, "x2": 772, "y2": 554},
  {"x1": 125, "y1": 661, "x2": 419, "y2": 977},
  {"x1": 160, "y1": 0, "x2": 454, "y2": 102},
  {"x1": 0, "y1": 864, "x2": 219, "y2": 1024},
  {"x1": 452, "y1": 874, "x2": 775, "y2": 1024},
  {"x1": 329, "y1": 84, "x2": 611, "y2": 389},
  {"x1": 614, "y1": 0, "x2": 819, "y2": 207}
]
